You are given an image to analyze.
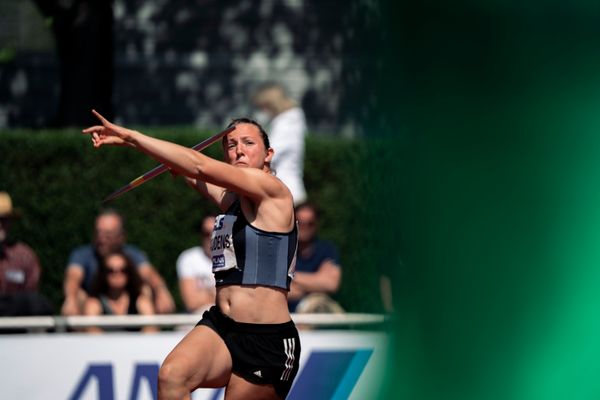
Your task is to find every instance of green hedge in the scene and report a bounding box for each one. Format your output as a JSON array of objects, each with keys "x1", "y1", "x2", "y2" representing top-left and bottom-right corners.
[{"x1": 0, "y1": 128, "x2": 388, "y2": 313}]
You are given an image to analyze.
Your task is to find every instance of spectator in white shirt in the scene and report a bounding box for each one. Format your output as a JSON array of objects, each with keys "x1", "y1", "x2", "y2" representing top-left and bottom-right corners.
[
  {"x1": 176, "y1": 215, "x2": 216, "y2": 313},
  {"x1": 252, "y1": 82, "x2": 307, "y2": 205}
]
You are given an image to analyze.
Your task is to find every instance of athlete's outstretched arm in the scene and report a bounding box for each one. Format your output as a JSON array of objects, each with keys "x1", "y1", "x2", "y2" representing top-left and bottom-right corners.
[{"x1": 83, "y1": 110, "x2": 286, "y2": 204}]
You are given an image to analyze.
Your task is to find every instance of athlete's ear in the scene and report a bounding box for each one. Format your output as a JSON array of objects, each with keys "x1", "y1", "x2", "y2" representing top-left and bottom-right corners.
[{"x1": 264, "y1": 147, "x2": 274, "y2": 164}]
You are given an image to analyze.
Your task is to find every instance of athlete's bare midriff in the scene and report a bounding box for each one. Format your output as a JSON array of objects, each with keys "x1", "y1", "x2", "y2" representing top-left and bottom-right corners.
[{"x1": 216, "y1": 285, "x2": 291, "y2": 324}]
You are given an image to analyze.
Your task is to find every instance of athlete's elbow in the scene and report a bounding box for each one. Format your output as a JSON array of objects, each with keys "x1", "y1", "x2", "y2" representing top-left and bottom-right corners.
[
  {"x1": 193, "y1": 160, "x2": 210, "y2": 180},
  {"x1": 181, "y1": 149, "x2": 207, "y2": 179}
]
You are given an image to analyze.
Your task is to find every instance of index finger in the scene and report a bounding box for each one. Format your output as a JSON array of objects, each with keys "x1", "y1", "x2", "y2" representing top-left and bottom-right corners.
[{"x1": 91, "y1": 109, "x2": 109, "y2": 124}]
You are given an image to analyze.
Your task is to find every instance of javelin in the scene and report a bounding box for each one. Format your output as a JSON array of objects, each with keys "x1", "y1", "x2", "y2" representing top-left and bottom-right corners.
[{"x1": 102, "y1": 126, "x2": 235, "y2": 203}]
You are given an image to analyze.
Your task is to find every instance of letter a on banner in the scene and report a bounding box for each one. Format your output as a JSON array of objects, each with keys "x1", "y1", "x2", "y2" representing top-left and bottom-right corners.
[
  {"x1": 69, "y1": 364, "x2": 114, "y2": 400},
  {"x1": 129, "y1": 363, "x2": 159, "y2": 400}
]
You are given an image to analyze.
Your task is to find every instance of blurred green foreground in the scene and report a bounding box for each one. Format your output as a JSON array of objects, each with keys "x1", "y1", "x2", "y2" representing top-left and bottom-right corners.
[{"x1": 375, "y1": 1, "x2": 600, "y2": 399}]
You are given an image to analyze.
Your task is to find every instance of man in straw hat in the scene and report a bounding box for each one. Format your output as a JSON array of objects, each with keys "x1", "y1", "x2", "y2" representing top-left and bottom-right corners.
[{"x1": 0, "y1": 192, "x2": 53, "y2": 317}]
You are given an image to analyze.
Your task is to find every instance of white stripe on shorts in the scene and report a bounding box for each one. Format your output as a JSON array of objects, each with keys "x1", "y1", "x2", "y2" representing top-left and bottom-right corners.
[{"x1": 280, "y1": 338, "x2": 295, "y2": 381}]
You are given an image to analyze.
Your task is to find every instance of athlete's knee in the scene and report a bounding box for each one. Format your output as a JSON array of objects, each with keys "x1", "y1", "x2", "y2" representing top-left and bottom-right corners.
[{"x1": 158, "y1": 358, "x2": 188, "y2": 389}]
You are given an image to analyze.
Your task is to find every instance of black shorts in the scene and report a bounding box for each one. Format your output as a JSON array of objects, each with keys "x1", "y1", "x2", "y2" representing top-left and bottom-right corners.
[{"x1": 197, "y1": 305, "x2": 301, "y2": 398}]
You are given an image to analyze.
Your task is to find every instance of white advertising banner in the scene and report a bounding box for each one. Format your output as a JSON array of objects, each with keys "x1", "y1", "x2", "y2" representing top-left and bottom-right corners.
[{"x1": 0, "y1": 330, "x2": 388, "y2": 400}]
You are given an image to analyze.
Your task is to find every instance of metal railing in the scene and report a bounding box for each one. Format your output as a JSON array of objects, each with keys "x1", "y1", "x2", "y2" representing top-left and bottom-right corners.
[{"x1": 0, "y1": 313, "x2": 390, "y2": 332}]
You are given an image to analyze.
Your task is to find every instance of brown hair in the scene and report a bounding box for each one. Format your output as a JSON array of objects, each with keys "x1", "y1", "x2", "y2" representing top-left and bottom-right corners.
[
  {"x1": 224, "y1": 117, "x2": 270, "y2": 149},
  {"x1": 91, "y1": 251, "x2": 143, "y2": 300}
]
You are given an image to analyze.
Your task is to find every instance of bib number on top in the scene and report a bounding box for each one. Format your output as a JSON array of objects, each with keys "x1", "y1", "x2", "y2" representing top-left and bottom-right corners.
[{"x1": 211, "y1": 214, "x2": 238, "y2": 272}]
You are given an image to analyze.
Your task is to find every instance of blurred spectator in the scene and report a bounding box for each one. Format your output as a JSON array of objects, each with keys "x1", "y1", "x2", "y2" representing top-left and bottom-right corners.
[
  {"x1": 252, "y1": 82, "x2": 307, "y2": 205},
  {"x1": 84, "y1": 251, "x2": 157, "y2": 333},
  {"x1": 61, "y1": 208, "x2": 175, "y2": 316},
  {"x1": 288, "y1": 202, "x2": 343, "y2": 313},
  {"x1": 0, "y1": 192, "x2": 53, "y2": 316},
  {"x1": 176, "y1": 215, "x2": 216, "y2": 313}
]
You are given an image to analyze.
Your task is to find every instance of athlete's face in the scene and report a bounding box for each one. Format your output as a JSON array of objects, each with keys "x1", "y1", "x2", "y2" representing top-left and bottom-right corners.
[{"x1": 223, "y1": 123, "x2": 273, "y2": 170}]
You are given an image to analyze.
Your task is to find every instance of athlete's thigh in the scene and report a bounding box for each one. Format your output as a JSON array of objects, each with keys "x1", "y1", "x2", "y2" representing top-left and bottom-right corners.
[
  {"x1": 163, "y1": 325, "x2": 233, "y2": 388},
  {"x1": 225, "y1": 373, "x2": 281, "y2": 400}
]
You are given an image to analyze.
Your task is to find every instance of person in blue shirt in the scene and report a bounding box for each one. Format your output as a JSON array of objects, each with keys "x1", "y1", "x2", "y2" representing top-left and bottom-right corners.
[
  {"x1": 60, "y1": 209, "x2": 175, "y2": 315},
  {"x1": 288, "y1": 202, "x2": 343, "y2": 313}
]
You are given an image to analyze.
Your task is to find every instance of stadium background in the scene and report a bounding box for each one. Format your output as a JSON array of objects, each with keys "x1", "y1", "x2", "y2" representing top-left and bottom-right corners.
[
  {"x1": 5, "y1": 1, "x2": 600, "y2": 400},
  {"x1": 0, "y1": 0, "x2": 390, "y2": 314}
]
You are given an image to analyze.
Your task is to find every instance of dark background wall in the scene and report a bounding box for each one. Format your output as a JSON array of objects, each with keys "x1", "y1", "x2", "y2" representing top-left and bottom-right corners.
[{"x1": 0, "y1": 0, "x2": 382, "y2": 135}]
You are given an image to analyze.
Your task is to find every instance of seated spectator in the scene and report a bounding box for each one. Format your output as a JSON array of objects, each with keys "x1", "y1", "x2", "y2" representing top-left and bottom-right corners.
[
  {"x1": 61, "y1": 208, "x2": 175, "y2": 316},
  {"x1": 84, "y1": 251, "x2": 157, "y2": 333},
  {"x1": 0, "y1": 192, "x2": 53, "y2": 317},
  {"x1": 288, "y1": 202, "x2": 343, "y2": 313},
  {"x1": 176, "y1": 215, "x2": 216, "y2": 313},
  {"x1": 252, "y1": 82, "x2": 307, "y2": 205}
]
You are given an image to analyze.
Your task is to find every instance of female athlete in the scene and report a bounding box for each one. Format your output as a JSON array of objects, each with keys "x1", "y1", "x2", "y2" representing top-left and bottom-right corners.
[{"x1": 84, "y1": 110, "x2": 300, "y2": 399}]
